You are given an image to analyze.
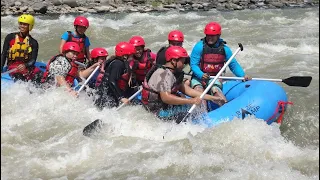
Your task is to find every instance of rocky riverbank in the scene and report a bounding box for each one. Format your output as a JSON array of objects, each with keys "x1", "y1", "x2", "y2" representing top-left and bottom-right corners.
[{"x1": 1, "y1": 0, "x2": 318, "y2": 16}]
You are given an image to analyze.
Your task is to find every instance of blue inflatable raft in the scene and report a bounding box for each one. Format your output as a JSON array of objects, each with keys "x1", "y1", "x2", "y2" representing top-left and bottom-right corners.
[
  {"x1": 135, "y1": 79, "x2": 290, "y2": 127},
  {"x1": 193, "y1": 80, "x2": 290, "y2": 127},
  {"x1": 1, "y1": 62, "x2": 47, "y2": 91},
  {"x1": 1, "y1": 62, "x2": 79, "y2": 91}
]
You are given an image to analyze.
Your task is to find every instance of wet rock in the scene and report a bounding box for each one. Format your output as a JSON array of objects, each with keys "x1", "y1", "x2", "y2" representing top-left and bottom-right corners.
[
  {"x1": 129, "y1": 8, "x2": 138, "y2": 12},
  {"x1": 14, "y1": 1, "x2": 22, "y2": 6},
  {"x1": 94, "y1": 5, "x2": 110, "y2": 12},
  {"x1": 239, "y1": 1, "x2": 249, "y2": 6},
  {"x1": 163, "y1": 4, "x2": 176, "y2": 8},
  {"x1": 232, "y1": 0, "x2": 240, "y2": 4},
  {"x1": 0, "y1": 0, "x2": 318, "y2": 16},
  {"x1": 270, "y1": 1, "x2": 284, "y2": 7},
  {"x1": 87, "y1": 8, "x2": 97, "y2": 13},
  {"x1": 32, "y1": 2, "x2": 47, "y2": 14},
  {"x1": 77, "y1": 7, "x2": 88, "y2": 12},
  {"x1": 248, "y1": 4, "x2": 257, "y2": 8},
  {"x1": 109, "y1": 3, "x2": 118, "y2": 8},
  {"x1": 9, "y1": 6, "x2": 16, "y2": 10},
  {"x1": 63, "y1": 0, "x2": 78, "y2": 8},
  {"x1": 52, "y1": 0, "x2": 62, "y2": 6},
  {"x1": 256, "y1": 2, "x2": 265, "y2": 6},
  {"x1": 217, "y1": 3, "x2": 226, "y2": 10},
  {"x1": 27, "y1": 7, "x2": 33, "y2": 13},
  {"x1": 133, "y1": 0, "x2": 146, "y2": 3},
  {"x1": 155, "y1": 6, "x2": 171, "y2": 11},
  {"x1": 192, "y1": 3, "x2": 203, "y2": 9},
  {"x1": 5, "y1": 10, "x2": 13, "y2": 15},
  {"x1": 202, "y1": 2, "x2": 210, "y2": 7},
  {"x1": 20, "y1": 6, "x2": 28, "y2": 11}
]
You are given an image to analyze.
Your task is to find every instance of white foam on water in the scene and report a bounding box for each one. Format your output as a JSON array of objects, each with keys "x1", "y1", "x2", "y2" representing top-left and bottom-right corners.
[{"x1": 1, "y1": 82, "x2": 318, "y2": 179}]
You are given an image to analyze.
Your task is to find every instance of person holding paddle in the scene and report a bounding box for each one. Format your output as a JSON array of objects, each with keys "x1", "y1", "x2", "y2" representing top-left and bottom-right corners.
[
  {"x1": 141, "y1": 46, "x2": 226, "y2": 123},
  {"x1": 1, "y1": 14, "x2": 43, "y2": 83},
  {"x1": 190, "y1": 22, "x2": 251, "y2": 110},
  {"x1": 41, "y1": 42, "x2": 100, "y2": 97},
  {"x1": 94, "y1": 42, "x2": 137, "y2": 109},
  {"x1": 85, "y1": 47, "x2": 109, "y2": 88}
]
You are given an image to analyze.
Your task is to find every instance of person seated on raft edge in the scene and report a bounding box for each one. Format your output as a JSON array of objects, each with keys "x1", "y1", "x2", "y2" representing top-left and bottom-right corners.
[
  {"x1": 93, "y1": 42, "x2": 138, "y2": 109},
  {"x1": 41, "y1": 42, "x2": 100, "y2": 97},
  {"x1": 128, "y1": 35, "x2": 157, "y2": 86},
  {"x1": 141, "y1": 46, "x2": 227, "y2": 124},
  {"x1": 1, "y1": 14, "x2": 43, "y2": 84},
  {"x1": 86, "y1": 47, "x2": 109, "y2": 89},
  {"x1": 59, "y1": 16, "x2": 91, "y2": 67},
  {"x1": 190, "y1": 21, "x2": 252, "y2": 111}
]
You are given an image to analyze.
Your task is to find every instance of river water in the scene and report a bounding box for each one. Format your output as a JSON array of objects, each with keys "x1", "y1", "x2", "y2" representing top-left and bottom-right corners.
[{"x1": 1, "y1": 7, "x2": 319, "y2": 180}]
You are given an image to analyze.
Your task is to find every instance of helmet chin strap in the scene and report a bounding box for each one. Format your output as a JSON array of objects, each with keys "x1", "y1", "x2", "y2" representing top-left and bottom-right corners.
[
  {"x1": 64, "y1": 52, "x2": 73, "y2": 62},
  {"x1": 75, "y1": 26, "x2": 85, "y2": 37},
  {"x1": 75, "y1": 26, "x2": 80, "y2": 35},
  {"x1": 170, "y1": 60, "x2": 179, "y2": 72},
  {"x1": 134, "y1": 53, "x2": 143, "y2": 60},
  {"x1": 205, "y1": 35, "x2": 220, "y2": 46},
  {"x1": 123, "y1": 55, "x2": 129, "y2": 61}
]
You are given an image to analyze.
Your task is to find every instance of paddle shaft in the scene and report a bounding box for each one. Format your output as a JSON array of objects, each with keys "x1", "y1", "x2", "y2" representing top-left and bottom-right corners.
[
  {"x1": 209, "y1": 75, "x2": 312, "y2": 87},
  {"x1": 116, "y1": 87, "x2": 142, "y2": 111},
  {"x1": 187, "y1": 44, "x2": 243, "y2": 114},
  {"x1": 74, "y1": 61, "x2": 87, "y2": 67},
  {"x1": 77, "y1": 65, "x2": 100, "y2": 93},
  {"x1": 1, "y1": 68, "x2": 18, "y2": 76},
  {"x1": 210, "y1": 76, "x2": 282, "y2": 82}
]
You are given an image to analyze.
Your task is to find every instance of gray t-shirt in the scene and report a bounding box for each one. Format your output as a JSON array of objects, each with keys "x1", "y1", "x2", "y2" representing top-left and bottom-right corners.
[
  {"x1": 146, "y1": 68, "x2": 178, "y2": 110},
  {"x1": 148, "y1": 68, "x2": 176, "y2": 92}
]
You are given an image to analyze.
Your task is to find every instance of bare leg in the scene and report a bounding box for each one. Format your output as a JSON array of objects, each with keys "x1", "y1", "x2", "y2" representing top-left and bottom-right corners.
[{"x1": 211, "y1": 86, "x2": 227, "y2": 106}]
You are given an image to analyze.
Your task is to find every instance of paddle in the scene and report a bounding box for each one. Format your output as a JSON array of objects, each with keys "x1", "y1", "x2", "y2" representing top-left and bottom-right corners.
[
  {"x1": 176, "y1": 43, "x2": 244, "y2": 124},
  {"x1": 77, "y1": 65, "x2": 100, "y2": 93},
  {"x1": 1, "y1": 68, "x2": 18, "y2": 77},
  {"x1": 74, "y1": 61, "x2": 87, "y2": 68},
  {"x1": 209, "y1": 76, "x2": 312, "y2": 87},
  {"x1": 83, "y1": 87, "x2": 143, "y2": 137},
  {"x1": 116, "y1": 87, "x2": 143, "y2": 110},
  {"x1": 83, "y1": 119, "x2": 103, "y2": 137}
]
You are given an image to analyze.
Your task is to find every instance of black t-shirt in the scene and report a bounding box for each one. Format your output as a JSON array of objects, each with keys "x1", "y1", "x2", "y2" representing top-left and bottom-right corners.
[
  {"x1": 155, "y1": 46, "x2": 190, "y2": 66},
  {"x1": 155, "y1": 46, "x2": 167, "y2": 65}
]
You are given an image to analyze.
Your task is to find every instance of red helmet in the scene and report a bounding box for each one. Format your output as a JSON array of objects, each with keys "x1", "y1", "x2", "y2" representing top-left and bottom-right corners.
[
  {"x1": 74, "y1": 16, "x2": 89, "y2": 28},
  {"x1": 91, "y1": 48, "x2": 108, "y2": 59},
  {"x1": 204, "y1": 22, "x2": 221, "y2": 35},
  {"x1": 168, "y1": 30, "x2": 184, "y2": 42},
  {"x1": 62, "y1": 42, "x2": 80, "y2": 53},
  {"x1": 115, "y1": 42, "x2": 136, "y2": 57},
  {"x1": 165, "y1": 46, "x2": 189, "y2": 62},
  {"x1": 129, "y1": 36, "x2": 145, "y2": 47}
]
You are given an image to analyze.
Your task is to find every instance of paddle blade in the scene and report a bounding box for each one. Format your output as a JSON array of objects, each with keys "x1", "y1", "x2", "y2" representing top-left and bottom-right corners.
[
  {"x1": 282, "y1": 76, "x2": 312, "y2": 87},
  {"x1": 83, "y1": 119, "x2": 103, "y2": 137},
  {"x1": 176, "y1": 112, "x2": 190, "y2": 124}
]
